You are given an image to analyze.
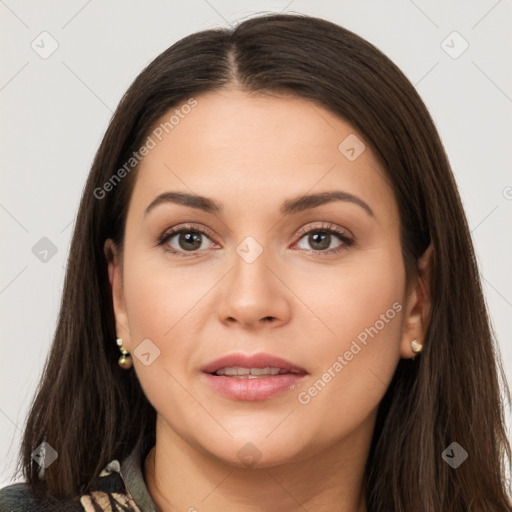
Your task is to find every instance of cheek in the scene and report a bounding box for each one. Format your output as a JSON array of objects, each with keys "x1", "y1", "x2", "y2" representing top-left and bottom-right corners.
[
  {"x1": 122, "y1": 250, "x2": 206, "y2": 340},
  {"x1": 292, "y1": 244, "x2": 405, "y2": 350},
  {"x1": 291, "y1": 247, "x2": 405, "y2": 422},
  {"x1": 120, "y1": 255, "x2": 207, "y2": 417},
  {"x1": 119, "y1": 251, "x2": 202, "y2": 385}
]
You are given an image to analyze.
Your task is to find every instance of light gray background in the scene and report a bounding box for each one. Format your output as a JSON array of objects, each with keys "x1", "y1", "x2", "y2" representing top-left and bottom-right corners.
[{"x1": 1, "y1": 0, "x2": 511, "y2": 487}]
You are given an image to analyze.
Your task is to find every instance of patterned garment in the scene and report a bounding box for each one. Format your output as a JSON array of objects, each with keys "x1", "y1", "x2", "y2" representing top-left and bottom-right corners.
[
  {"x1": 0, "y1": 437, "x2": 160, "y2": 512},
  {"x1": 79, "y1": 460, "x2": 143, "y2": 512}
]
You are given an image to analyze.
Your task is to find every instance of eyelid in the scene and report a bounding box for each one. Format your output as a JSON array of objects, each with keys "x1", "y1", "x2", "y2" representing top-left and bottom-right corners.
[{"x1": 294, "y1": 222, "x2": 353, "y2": 241}]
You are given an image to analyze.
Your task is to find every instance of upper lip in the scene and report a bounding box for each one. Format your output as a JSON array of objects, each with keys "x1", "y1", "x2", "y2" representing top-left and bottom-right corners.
[{"x1": 201, "y1": 352, "x2": 308, "y2": 375}]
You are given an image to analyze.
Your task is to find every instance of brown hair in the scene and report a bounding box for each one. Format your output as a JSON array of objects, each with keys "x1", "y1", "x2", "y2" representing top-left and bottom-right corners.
[{"x1": 13, "y1": 13, "x2": 512, "y2": 511}]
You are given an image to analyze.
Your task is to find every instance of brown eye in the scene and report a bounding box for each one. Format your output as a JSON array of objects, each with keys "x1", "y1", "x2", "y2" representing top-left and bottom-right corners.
[
  {"x1": 158, "y1": 224, "x2": 216, "y2": 256},
  {"x1": 175, "y1": 232, "x2": 204, "y2": 251},
  {"x1": 305, "y1": 231, "x2": 334, "y2": 251},
  {"x1": 165, "y1": 230, "x2": 211, "y2": 252},
  {"x1": 294, "y1": 225, "x2": 353, "y2": 254}
]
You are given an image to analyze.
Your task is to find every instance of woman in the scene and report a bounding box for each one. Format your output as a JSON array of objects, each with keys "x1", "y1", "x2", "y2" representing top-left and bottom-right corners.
[{"x1": 1, "y1": 12, "x2": 511, "y2": 512}]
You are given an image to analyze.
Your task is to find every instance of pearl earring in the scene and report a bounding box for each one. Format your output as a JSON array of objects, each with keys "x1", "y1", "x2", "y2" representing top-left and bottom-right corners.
[
  {"x1": 116, "y1": 338, "x2": 133, "y2": 369},
  {"x1": 411, "y1": 339, "x2": 423, "y2": 359}
]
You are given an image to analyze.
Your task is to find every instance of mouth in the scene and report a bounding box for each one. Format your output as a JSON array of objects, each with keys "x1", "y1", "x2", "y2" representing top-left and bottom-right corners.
[
  {"x1": 200, "y1": 353, "x2": 308, "y2": 401},
  {"x1": 211, "y1": 366, "x2": 302, "y2": 378}
]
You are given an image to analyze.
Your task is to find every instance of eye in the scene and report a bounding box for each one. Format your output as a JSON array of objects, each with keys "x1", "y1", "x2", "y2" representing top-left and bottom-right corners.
[
  {"x1": 157, "y1": 224, "x2": 216, "y2": 256},
  {"x1": 293, "y1": 223, "x2": 354, "y2": 255}
]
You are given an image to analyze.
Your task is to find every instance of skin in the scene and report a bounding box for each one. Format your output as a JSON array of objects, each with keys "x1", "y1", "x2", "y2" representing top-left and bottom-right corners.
[{"x1": 105, "y1": 87, "x2": 432, "y2": 512}]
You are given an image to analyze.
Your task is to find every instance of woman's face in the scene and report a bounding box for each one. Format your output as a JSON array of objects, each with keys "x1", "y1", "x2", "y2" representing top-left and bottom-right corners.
[{"x1": 106, "y1": 88, "x2": 426, "y2": 468}]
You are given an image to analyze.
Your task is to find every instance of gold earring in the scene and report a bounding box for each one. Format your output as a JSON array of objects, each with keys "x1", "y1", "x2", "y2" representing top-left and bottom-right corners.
[
  {"x1": 411, "y1": 339, "x2": 423, "y2": 359},
  {"x1": 116, "y1": 338, "x2": 133, "y2": 369}
]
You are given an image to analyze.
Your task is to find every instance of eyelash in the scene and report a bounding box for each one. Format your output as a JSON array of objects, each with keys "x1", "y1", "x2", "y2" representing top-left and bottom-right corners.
[{"x1": 157, "y1": 222, "x2": 354, "y2": 258}]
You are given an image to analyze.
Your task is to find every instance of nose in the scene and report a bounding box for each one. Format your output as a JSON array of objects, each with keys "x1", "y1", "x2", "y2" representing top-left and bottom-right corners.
[{"x1": 216, "y1": 242, "x2": 292, "y2": 330}]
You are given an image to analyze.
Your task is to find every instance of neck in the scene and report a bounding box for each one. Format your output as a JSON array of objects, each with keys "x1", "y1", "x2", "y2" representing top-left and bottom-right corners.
[{"x1": 144, "y1": 413, "x2": 375, "y2": 512}]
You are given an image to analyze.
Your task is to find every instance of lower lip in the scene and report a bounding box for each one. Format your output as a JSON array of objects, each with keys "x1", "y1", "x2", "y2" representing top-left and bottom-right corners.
[{"x1": 202, "y1": 372, "x2": 307, "y2": 401}]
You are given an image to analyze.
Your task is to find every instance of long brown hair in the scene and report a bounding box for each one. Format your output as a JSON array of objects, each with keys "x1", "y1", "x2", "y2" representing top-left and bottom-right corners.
[{"x1": 13, "y1": 13, "x2": 512, "y2": 511}]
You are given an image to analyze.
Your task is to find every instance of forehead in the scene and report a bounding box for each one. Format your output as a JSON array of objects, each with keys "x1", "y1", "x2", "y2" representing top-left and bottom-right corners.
[{"x1": 128, "y1": 88, "x2": 397, "y2": 224}]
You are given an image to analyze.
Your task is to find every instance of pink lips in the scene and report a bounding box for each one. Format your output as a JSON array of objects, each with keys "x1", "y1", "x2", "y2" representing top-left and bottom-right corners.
[{"x1": 200, "y1": 352, "x2": 308, "y2": 401}]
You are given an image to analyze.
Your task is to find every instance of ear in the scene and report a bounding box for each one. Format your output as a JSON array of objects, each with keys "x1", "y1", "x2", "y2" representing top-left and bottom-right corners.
[
  {"x1": 399, "y1": 243, "x2": 434, "y2": 359},
  {"x1": 104, "y1": 239, "x2": 131, "y2": 348}
]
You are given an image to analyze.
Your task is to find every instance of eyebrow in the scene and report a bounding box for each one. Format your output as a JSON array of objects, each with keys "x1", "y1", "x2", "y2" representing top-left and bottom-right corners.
[{"x1": 144, "y1": 190, "x2": 375, "y2": 218}]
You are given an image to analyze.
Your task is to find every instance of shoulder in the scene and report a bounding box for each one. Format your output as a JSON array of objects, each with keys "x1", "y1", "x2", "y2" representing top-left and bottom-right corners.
[
  {"x1": 0, "y1": 483, "x2": 40, "y2": 512},
  {"x1": 0, "y1": 447, "x2": 151, "y2": 512},
  {"x1": 0, "y1": 482, "x2": 82, "y2": 512}
]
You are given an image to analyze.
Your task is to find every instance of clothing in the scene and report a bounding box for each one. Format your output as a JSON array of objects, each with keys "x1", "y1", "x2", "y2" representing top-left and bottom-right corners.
[{"x1": 0, "y1": 436, "x2": 161, "y2": 511}]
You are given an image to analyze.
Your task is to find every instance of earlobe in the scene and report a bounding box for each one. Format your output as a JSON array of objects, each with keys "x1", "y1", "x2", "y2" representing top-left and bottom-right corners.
[{"x1": 400, "y1": 243, "x2": 434, "y2": 359}]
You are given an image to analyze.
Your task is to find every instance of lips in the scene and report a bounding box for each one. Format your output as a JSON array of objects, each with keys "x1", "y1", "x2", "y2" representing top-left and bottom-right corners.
[
  {"x1": 200, "y1": 353, "x2": 308, "y2": 401},
  {"x1": 201, "y1": 353, "x2": 307, "y2": 376}
]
